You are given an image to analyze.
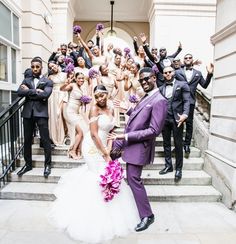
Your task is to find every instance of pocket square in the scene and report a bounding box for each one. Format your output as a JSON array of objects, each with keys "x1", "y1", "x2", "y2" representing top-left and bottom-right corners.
[
  {"x1": 145, "y1": 104, "x2": 151, "y2": 107},
  {"x1": 195, "y1": 73, "x2": 199, "y2": 77},
  {"x1": 176, "y1": 87, "x2": 181, "y2": 90}
]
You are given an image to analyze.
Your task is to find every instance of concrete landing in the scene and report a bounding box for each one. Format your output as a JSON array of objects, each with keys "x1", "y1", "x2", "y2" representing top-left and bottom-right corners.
[{"x1": 0, "y1": 200, "x2": 236, "y2": 244}]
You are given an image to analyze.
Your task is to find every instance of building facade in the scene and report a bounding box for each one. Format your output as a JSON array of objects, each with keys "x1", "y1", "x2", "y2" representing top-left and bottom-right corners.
[{"x1": 0, "y1": 0, "x2": 216, "y2": 111}]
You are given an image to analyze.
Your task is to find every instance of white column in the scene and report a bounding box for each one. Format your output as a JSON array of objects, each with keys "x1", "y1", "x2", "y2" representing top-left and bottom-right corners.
[
  {"x1": 148, "y1": 0, "x2": 216, "y2": 81},
  {"x1": 51, "y1": 0, "x2": 75, "y2": 50},
  {"x1": 205, "y1": 0, "x2": 236, "y2": 209}
]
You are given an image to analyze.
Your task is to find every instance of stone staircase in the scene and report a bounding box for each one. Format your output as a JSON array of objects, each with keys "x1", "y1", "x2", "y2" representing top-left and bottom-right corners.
[{"x1": 0, "y1": 115, "x2": 222, "y2": 202}]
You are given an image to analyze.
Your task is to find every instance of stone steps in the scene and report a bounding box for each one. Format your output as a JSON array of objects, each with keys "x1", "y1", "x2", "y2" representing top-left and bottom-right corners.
[
  {"x1": 33, "y1": 135, "x2": 193, "y2": 147},
  {"x1": 0, "y1": 182, "x2": 221, "y2": 202},
  {"x1": 9, "y1": 168, "x2": 212, "y2": 185},
  {"x1": 17, "y1": 155, "x2": 204, "y2": 170},
  {"x1": 31, "y1": 144, "x2": 201, "y2": 157}
]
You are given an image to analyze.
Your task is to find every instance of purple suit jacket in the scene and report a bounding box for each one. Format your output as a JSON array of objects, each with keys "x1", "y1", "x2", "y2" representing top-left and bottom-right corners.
[{"x1": 113, "y1": 89, "x2": 167, "y2": 166}]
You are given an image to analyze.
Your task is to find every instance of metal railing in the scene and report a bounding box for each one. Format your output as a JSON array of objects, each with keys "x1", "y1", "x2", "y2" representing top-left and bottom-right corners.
[{"x1": 0, "y1": 97, "x2": 25, "y2": 187}]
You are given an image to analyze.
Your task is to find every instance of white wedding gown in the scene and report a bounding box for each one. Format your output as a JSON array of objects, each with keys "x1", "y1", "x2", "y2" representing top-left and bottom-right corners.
[{"x1": 49, "y1": 114, "x2": 139, "y2": 243}]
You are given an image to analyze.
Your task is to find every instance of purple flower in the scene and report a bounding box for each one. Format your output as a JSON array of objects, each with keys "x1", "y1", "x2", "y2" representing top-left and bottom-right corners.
[
  {"x1": 79, "y1": 95, "x2": 92, "y2": 104},
  {"x1": 65, "y1": 63, "x2": 74, "y2": 74},
  {"x1": 124, "y1": 47, "x2": 130, "y2": 54},
  {"x1": 129, "y1": 94, "x2": 139, "y2": 103},
  {"x1": 88, "y1": 68, "x2": 99, "y2": 79},
  {"x1": 73, "y1": 25, "x2": 82, "y2": 34},
  {"x1": 96, "y1": 23, "x2": 104, "y2": 31},
  {"x1": 152, "y1": 64, "x2": 159, "y2": 74},
  {"x1": 99, "y1": 159, "x2": 124, "y2": 202},
  {"x1": 64, "y1": 57, "x2": 74, "y2": 65}
]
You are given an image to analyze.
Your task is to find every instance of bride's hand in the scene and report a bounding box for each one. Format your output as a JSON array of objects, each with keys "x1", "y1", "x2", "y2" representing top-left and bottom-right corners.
[
  {"x1": 107, "y1": 132, "x2": 125, "y2": 140},
  {"x1": 113, "y1": 99, "x2": 129, "y2": 111},
  {"x1": 102, "y1": 154, "x2": 112, "y2": 162}
]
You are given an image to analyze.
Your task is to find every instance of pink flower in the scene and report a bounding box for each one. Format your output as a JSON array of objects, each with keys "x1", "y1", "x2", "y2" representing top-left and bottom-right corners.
[{"x1": 99, "y1": 160, "x2": 124, "y2": 202}]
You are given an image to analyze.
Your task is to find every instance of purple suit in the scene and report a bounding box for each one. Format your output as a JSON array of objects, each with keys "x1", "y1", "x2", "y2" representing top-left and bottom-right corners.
[{"x1": 113, "y1": 89, "x2": 167, "y2": 218}]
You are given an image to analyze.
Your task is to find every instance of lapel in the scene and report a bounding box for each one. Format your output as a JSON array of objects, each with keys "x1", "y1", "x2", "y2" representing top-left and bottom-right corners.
[
  {"x1": 189, "y1": 69, "x2": 197, "y2": 83},
  {"x1": 127, "y1": 90, "x2": 159, "y2": 126},
  {"x1": 180, "y1": 68, "x2": 187, "y2": 81},
  {"x1": 172, "y1": 80, "x2": 178, "y2": 97},
  {"x1": 36, "y1": 76, "x2": 46, "y2": 89}
]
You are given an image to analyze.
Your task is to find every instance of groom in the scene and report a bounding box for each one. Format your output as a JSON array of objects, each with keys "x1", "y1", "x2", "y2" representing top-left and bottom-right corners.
[{"x1": 110, "y1": 67, "x2": 168, "y2": 232}]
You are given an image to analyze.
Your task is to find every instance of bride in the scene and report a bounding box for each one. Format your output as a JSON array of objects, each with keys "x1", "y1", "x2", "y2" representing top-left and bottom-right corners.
[{"x1": 49, "y1": 85, "x2": 139, "y2": 243}]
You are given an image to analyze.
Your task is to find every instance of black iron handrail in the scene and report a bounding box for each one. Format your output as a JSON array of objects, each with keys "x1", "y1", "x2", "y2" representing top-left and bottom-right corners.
[{"x1": 0, "y1": 97, "x2": 25, "y2": 187}]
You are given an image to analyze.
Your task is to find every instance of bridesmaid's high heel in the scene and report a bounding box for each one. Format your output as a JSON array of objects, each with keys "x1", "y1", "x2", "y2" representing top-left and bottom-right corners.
[{"x1": 68, "y1": 150, "x2": 79, "y2": 160}]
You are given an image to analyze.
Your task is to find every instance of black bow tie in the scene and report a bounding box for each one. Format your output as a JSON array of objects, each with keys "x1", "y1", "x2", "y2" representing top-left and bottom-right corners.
[
  {"x1": 166, "y1": 82, "x2": 173, "y2": 86},
  {"x1": 185, "y1": 67, "x2": 193, "y2": 71}
]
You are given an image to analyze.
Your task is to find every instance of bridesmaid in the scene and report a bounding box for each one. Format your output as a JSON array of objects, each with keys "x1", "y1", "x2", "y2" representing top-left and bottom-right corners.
[
  {"x1": 60, "y1": 72, "x2": 89, "y2": 159},
  {"x1": 48, "y1": 61, "x2": 67, "y2": 146},
  {"x1": 124, "y1": 62, "x2": 145, "y2": 100}
]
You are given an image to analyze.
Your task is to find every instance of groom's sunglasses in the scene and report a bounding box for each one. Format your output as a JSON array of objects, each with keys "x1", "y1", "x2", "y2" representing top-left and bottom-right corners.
[{"x1": 138, "y1": 76, "x2": 154, "y2": 83}]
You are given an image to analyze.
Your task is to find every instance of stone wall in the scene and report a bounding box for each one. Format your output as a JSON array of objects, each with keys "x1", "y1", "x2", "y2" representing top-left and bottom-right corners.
[{"x1": 205, "y1": 0, "x2": 236, "y2": 210}]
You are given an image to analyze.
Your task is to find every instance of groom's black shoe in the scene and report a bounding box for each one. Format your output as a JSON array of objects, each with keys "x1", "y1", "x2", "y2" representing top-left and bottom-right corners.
[
  {"x1": 17, "y1": 164, "x2": 32, "y2": 177},
  {"x1": 135, "y1": 214, "x2": 154, "y2": 232}
]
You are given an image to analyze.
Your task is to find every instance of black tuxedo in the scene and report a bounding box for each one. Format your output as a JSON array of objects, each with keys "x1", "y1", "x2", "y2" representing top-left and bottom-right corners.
[
  {"x1": 159, "y1": 79, "x2": 190, "y2": 170},
  {"x1": 17, "y1": 76, "x2": 53, "y2": 167},
  {"x1": 175, "y1": 68, "x2": 213, "y2": 146}
]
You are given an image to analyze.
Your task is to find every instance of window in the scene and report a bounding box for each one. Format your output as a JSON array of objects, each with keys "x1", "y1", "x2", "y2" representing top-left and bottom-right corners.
[
  {"x1": 0, "y1": 1, "x2": 20, "y2": 107},
  {"x1": 0, "y1": 90, "x2": 10, "y2": 113},
  {"x1": 0, "y1": 44, "x2": 8, "y2": 82},
  {"x1": 11, "y1": 48, "x2": 16, "y2": 83},
  {"x1": 0, "y1": 2, "x2": 11, "y2": 41}
]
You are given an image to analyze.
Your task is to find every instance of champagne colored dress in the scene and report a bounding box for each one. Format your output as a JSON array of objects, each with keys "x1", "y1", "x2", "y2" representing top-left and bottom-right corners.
[
  {"x1": 48, "y1": 72, "x2": 67, "y2": 146},
  {"x1": 63, "y1": 83, "x2": 89, "y2": 147}
]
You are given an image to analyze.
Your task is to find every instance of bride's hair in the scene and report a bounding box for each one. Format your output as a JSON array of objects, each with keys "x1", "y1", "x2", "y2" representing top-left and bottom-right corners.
[{"x1": 93, "y1": 84, "x2": 107, "y2": 93}]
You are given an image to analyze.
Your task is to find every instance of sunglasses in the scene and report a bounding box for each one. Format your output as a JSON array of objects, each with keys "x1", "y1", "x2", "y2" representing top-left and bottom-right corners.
[
  {"x1": 163, "y1": 71, "x2": 173, "y2": 75},
  {"x1": 31, "y1": 65, "x2": 41, "y2": 69},
  {"x1": 184, "y1": 56, "x2": 193, "y2": 60},
  {"x1": 139, "y1": 76, "x2": 152, "y2": 83}
]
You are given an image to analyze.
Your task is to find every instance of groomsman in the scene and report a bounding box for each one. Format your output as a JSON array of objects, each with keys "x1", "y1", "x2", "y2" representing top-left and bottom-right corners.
[
  {"x1": 175, "y1": 54, "x2": 214, "y2": 155},
  {"x1": 159, "y1": 66, "x2": 190, "y2": 182},
  {"x1": 17, "y1": 57, "x2": 53, "y2": 177}
]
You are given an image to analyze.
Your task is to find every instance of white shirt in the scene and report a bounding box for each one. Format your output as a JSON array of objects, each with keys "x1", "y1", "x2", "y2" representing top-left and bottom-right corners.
[
  {"x1": 184, "y1": 67, "x2": 193, "y2": 83},
  {"x1": 165, "y1": 80, "x2": 175, "y2": 99}
]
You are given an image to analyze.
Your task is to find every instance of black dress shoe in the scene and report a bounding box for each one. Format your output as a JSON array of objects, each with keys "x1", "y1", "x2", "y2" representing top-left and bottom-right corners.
[
  {"x1": 159, "y1": 166, "x2": 173, "y2": 175},
  {"x1": 184, "y1": 145, "x2": 191, "y2": 154},
  {"x1": 17, "y1": 164, "x2": 32, "y2": 176},
  {"x1": 174, "y1": 170, "x2": 182, "y2": 183},
  {"x1": 135, "y1": 214, "x2": 155, "y2": 232},
  {"x1": 44, "y1": 165, "x2": 51, "y2": 178}
]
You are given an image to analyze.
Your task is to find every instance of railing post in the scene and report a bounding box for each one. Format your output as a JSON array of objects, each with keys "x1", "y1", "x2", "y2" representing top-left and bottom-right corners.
[{"x1": 9, "y1": 106, "x2": 16, "y2": 171}]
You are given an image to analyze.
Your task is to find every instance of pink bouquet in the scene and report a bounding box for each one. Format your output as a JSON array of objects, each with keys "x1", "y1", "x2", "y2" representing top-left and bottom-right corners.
[
  {"x1": 64, "y1": 57, "x2": 74, "y2": 65},
  {"x1": 100, "y1": 160, "x2": 124, "y2": 202}
]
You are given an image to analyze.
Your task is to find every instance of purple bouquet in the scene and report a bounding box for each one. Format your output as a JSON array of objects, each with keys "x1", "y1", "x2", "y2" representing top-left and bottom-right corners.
[
  {"x1": 65, "y1": 63, "x2": 74, "y2": 74},
  {"x1": 124, "y1": 47, "x2": 131, "y2": 55},
  {"x1": 79, "y1": 95, "x2": 92, "y2": 104},
  {"x1": 100, "y1": 160, "x2": 124, "y2": 202},
  {"x1": 88, "y1": 68, "x2": 99, "y2": 79},
  {"x1": 73, "y1": 25, "x2": 82, "y2": 34},
  {"x1": 96, "y1": 23, "x2": 104, "y2": 31},
  {"x1": 129, "y1": 94, "x2": 139, "y2": 103},
  {"x1": 64, "y1": 57, "x2": 74, "y2": 65},
  {"x1": 79, "y1": 95, "x2": 92, "y2": 112}
]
